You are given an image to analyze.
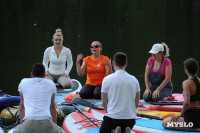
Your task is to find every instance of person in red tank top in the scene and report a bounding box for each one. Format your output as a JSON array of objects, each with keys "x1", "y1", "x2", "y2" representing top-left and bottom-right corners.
[{"x1": 76, "y1": 41, "x2": 113, "y2": 99}]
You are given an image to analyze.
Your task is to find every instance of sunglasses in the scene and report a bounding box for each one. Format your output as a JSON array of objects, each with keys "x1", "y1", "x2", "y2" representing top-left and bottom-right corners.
[{"x1": 90, "y1": 45, "x2": 100, "y2": 48}]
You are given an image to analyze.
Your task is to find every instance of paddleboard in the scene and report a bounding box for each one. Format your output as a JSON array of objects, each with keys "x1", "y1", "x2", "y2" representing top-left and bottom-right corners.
[
  {"x1": 55, "y1": 79, "x2": 82, "y2": 103},
  {"x1": 0, "y1": 90, "x2": 20, "y2": 112},
  {"x1": 150, "y1": 93, "x2": 184, "y2": 105},
  {"x1": 63, "y1": 111, "x2": 138, "y2": 133},
  {"x1": 139, "y1": 93, "x2": 184, "y2": 106},
  {"x1": 56, "y1": 99, "x2": 102, "y2": 114},
  {"x1": 63, "y1": 108, "x2": 190, "y2": 133},
  {"x1": 7, "y1": 126, "x2": 65, "y2": 133},
  {"x1": 135, "y1": 119, "x2": 195, "y2": 133},
  {"x1": 136, "y1": 110, "x2": 180, "y2": 119},
  {"x1": 137, "y1": 105, "x2": 182, "y2": 112}
]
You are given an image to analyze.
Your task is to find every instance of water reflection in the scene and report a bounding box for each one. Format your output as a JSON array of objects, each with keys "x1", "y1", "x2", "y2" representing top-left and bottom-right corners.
[{"x1": 0, "y1": 0, "x2": 200, "y2": 96}]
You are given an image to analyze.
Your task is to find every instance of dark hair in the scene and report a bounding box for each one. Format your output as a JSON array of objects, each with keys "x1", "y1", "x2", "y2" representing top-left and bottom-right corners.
[
  {"x1": 32, "y1": 63, "x2": 45, "y2": 77},
  {"x1": 113, "y1": 52, "x2": 127, "y2": 67},
  {"x1": 184, "y1": 58, "x2": 199, "y2": 75}
]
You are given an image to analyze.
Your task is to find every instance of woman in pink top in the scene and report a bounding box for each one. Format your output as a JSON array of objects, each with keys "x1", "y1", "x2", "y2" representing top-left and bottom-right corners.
[{"x1": 143, "y1": 43, "x2": 173, "y2": 102}]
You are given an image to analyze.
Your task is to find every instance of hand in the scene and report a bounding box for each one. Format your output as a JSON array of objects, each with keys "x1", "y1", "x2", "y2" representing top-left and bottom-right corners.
[
  {"x1": 77, "y1": 54, "x2": 83, "y2": 63},
  {"x1": 143, "y1": 89, "x2": 151, "y2": 98},
  {"x1": 104, "y1": 58, "x2": 111, "y2": 68},
  {"x1": 170, "y1": 114, "x2": 182, "y2": 122},
  {"x1": 62, "y1": 73, "x2": 70, "y2": 78},
  {"x1": 152, "y1": 89, "x2": 160, "y2": 99},
  {"x1": 45, "y1": 71, "x2": 50, "y2": 77}
]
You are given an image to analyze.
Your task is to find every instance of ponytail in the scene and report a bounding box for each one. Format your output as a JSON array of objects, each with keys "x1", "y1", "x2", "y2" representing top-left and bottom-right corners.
[{"x1": 161, "y1": 42, "x2": 170, "y2": 58}]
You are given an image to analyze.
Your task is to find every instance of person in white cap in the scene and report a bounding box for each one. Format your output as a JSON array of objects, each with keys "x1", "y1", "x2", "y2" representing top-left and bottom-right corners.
[{"x1": 143, "y1": 42, "x2": 173, "y2": 102}]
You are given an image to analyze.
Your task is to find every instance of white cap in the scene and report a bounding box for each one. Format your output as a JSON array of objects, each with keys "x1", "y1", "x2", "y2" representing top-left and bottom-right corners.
[{"x1": 149, "y1": 43, "x2": 164, "y2": 54}]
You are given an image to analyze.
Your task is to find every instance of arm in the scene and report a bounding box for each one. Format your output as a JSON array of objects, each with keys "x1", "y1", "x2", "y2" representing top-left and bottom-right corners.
[
  {"x1": 180, "y1": 80, "x2": 190, "y2": 116},
  {"x1": 50, "y1": 93, "x2": 57, "y2": 124},
  {"x1": 76, "y1": 54, "x2": 86, "y2": 77},
  {"x1": 170, "y1": 80, "x2": 190, "y2": 122},
  {"x1": 42, "y1": 48, "x2": 50, "y2": 76},
  {"x1": 135, "y1": 92, "x2": 140, "y2": 108},
  {"x1": 65, "y1": 49, "x2": 73, "y2": 75},
  {"x1": 19, "y1": 92, "x2": 25, "y2": 123},
  {"x1": 143, "y1": 64, "x2": 151, "y2": 98},
  {"x1": 104, "y1": 58, "x2": 113, "y2": 75},
  {"x1": 101, "y1": 92, "x2": 108, "y2": 113},
  {"x1": 144, "y1": 64, "x2": 150, "y2": 90}
]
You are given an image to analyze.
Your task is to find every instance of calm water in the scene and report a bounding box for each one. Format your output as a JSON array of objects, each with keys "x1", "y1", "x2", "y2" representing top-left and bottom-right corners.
[{"x1": 1, "y1": 0, "x2": 200, "y2": 96}]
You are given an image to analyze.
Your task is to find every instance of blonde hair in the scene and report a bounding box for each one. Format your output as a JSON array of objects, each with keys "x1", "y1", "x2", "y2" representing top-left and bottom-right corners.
[
  {"x1": 161, "y1": 42, "x2": 170, "y2": 58},
  {"x1": 92, "y1": 41, "x2": 102, "y2": 47},
  {"x1": 53, "y1": 28, "x2": 63, "y2": 38}
]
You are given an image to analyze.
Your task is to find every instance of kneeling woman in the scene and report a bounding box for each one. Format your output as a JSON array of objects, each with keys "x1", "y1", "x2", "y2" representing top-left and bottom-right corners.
[
  {"x1": 162, "y1": 58, "x2": 200, "y2": 131},
  {"x1": 143, "y1": 43, "x2": 173, "y2": 102},
  {"x1": 76, "y1": 41, "x2": 112, "y2": 99}
]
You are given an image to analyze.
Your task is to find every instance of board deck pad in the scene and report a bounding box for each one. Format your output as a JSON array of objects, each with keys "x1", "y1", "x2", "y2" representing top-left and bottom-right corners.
[
  {"x1": 55, "y1": 79, "x2": 81, "y2": 103},
  {"x1": 63, "y1": 109, "x2": 193, "y2": 133}
]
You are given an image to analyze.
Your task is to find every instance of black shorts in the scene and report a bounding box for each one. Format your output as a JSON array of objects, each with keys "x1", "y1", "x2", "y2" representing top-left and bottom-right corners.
[
  {"x1": 184, "y1": 107, "x2": 200, "y2": 128},
  {"x1": 99, "y1": 116, "x2": 135, "y2": 133},
  {"x1": 79, "y1": 84, "x2": 101, "y2": 99}
]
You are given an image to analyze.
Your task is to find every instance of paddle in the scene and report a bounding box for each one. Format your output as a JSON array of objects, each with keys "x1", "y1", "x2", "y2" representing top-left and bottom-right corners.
[
  {"x1": 71, "y1": 98, "x2": 104, "y2": 110},
  {"x1": 150, "y1": 102, "x2": 183, "y2": 105},
  {"x1": 62, "y1": 97, "x2": 104, "y2": 110},
  {"x1": 69, "y1": 97, "x2": 163, "y2": 121},
  {"x1": 71, "y1": 103, "x2": 100, "y2": 128},
  {"x1": 136, "y1": 113, "x2": 163, "y2": 120}
]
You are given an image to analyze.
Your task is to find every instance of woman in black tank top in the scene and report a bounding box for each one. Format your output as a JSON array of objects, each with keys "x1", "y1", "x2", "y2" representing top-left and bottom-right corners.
[{"x1": 162, "y1": 58, "x2": 200, "y2": 131}]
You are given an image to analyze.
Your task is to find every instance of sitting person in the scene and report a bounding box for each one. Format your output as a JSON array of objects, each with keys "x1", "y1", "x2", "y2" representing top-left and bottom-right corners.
[
  {"x1": 143, "y1": 42, "x2": 173, "y2": 102},
  {"x1": 14, "y1": 63, "x2": 61, "y2": 133},
  {"x1": 162, "y1": 58, "x2": 200, "y2": 131},
  {"x1": 43, "y1": 28, "x2": 73, "y2": 88},
  {"x1": 76, "y1": 41, "x2": 112, "y2": 99}
]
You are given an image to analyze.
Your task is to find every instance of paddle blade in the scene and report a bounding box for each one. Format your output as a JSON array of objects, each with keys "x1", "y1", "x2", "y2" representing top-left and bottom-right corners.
[{"x1": 71, "y1": 98, "x2": 104, "y2": 110}]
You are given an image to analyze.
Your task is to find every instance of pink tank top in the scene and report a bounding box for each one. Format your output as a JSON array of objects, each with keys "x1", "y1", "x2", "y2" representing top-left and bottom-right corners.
[{"x1": 147, "y1": 57, "x2": 172, "y2": 80}]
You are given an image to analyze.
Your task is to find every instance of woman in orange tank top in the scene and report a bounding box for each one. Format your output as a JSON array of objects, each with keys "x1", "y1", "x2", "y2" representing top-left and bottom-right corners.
[{"x1": 76, "y1": 41, "x2": 112, "y2": 99}]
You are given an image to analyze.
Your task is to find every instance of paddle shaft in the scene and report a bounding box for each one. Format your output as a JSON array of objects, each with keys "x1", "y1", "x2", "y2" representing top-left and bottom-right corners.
[
  {"x1": 72, "y1": 104, "x2": 100, "y2": 128},
  {"x1": 137, "y1": 113, "x2": 163, "y2": 120}
]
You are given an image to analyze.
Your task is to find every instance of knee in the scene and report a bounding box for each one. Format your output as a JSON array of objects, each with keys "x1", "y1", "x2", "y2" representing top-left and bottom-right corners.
[
  {"x1": 93, "y1": 92, "x2": 101, "y2": 99},
  {"x1": 162, "y1": 118, "x2": 170, "y2": 129},
  {"x1": 152, "y1": 98, "x2": 161, "y2": 102},
  {"x1": 59, "y1": 78, "x2": 72, "y2": 88},
  {"x1": 62, "y1": 82, "x2": 72, "y2": 89},
  {"x1": 79, "y1": 91, "x2": 87, "y2": 99},
  {"x1": 79, "y1": 91, "x2": 91, "y2": 99},
  {"x1": 45, "y1": 76, "x2": 54, "y2": 82},
  {"x1": 143, "y1": 96, "x2": 152, "y2": 102}
]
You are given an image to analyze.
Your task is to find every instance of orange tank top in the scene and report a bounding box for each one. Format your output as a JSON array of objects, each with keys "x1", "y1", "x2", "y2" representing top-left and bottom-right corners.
[{"x1": 83, "y1": 55, "x2": 109, "y2": 86}]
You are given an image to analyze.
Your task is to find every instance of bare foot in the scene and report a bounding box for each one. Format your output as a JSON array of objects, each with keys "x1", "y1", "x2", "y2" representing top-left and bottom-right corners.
[
  {"x1": 125, "y1": 127, "x2": 131, "y2": 133},
  {"x1": 115, "y1": 126, "x2": 121, "y2": 133}
]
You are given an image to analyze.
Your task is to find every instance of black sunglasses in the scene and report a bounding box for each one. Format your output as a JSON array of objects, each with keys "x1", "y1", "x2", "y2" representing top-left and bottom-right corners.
[{"x1": 90, "y1": 45, "x2": 100, "y2": 48}]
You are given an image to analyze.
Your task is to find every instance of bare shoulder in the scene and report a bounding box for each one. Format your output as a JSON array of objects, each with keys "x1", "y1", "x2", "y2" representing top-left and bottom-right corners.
[{"x1": 182, "y1": 79, "x2": 192, "y2": 87}]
